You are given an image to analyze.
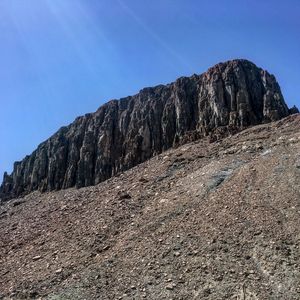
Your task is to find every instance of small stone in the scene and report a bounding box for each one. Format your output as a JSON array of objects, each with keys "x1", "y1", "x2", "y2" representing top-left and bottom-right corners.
[
  {"x1": 32, "y1": 255, "x2": 42, "y2": 261},
  {"x1": 55, "y1": 268, "x2": 62, "y2": 274}
]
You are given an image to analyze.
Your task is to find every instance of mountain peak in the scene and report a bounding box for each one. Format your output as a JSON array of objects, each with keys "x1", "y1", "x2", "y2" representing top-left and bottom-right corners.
[{"x1": 0, "y1": 59, "x2": 292, "y2": 201}]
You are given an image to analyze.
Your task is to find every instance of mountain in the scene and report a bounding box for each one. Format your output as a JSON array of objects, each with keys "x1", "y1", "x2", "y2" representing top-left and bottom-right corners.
[
  {"x1": 0, "y1": 59, "x2": 293, "y2": 201},
  {"x1": 0, "y1": 114, "x2": 299, "y2": 299}
]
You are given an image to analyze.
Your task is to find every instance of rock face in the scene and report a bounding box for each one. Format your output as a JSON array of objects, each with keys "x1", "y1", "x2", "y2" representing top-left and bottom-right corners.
[
  {"x1": 289, "y1": 105, "x2": 299, "y2": 115},
  {"x1": 0, "y1": 59, "x2": 291, "y2": 200}
]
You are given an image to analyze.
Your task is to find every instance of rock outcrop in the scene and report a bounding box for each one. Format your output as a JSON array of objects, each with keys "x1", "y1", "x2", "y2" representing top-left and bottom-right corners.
[
  {"x1": 0, "y1": 59, "x2": 291, "y2": 200},
  {"x1": 289, "y1": 105, "x2": 299, "y2": 115}
]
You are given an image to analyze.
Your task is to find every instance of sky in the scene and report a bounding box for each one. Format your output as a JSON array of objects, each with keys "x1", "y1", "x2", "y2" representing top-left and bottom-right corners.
[{"x1": 0, "y1": 0, "x2": 299, "y2": 178}]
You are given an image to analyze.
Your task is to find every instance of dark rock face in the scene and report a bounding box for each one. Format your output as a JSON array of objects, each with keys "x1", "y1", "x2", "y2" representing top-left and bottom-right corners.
[
  {"x1": 289, "y1": 105, "x2": 299, "y2": 115},
  {"x1": 0, "y1": 59, "x2": 291, "y2": 200}
]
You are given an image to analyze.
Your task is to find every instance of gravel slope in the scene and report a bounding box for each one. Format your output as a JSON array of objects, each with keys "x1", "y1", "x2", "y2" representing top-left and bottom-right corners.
[{"x1": 0, "y1": 114, "x2": 299, "y2": 300}]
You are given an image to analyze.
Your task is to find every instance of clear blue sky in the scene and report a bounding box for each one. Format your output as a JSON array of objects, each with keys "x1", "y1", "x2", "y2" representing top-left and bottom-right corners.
[{"x1": 0, "y1": 0, "x2": 299, "y2": 178}]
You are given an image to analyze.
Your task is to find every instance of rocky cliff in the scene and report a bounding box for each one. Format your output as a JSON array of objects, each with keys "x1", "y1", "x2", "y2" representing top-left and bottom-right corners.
[{"x1": 0, "y1": 59, "x2": 291, "y2": 200}]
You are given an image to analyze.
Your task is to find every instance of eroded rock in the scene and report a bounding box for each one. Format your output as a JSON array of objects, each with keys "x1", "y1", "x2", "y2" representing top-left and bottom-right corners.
[{"x1": 0, "y1": 59, "x2": 292, "y2": 200}]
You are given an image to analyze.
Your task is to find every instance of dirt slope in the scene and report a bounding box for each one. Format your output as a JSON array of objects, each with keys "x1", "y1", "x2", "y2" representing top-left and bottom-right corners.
[{"x1": 0, "y1": 114, "x2": 299, "y2": 300}]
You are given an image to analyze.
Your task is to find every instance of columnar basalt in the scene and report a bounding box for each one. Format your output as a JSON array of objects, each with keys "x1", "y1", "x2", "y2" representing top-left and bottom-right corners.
[{"x1": 0, "y1": 59, "x2": 292, "y2": 200}]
